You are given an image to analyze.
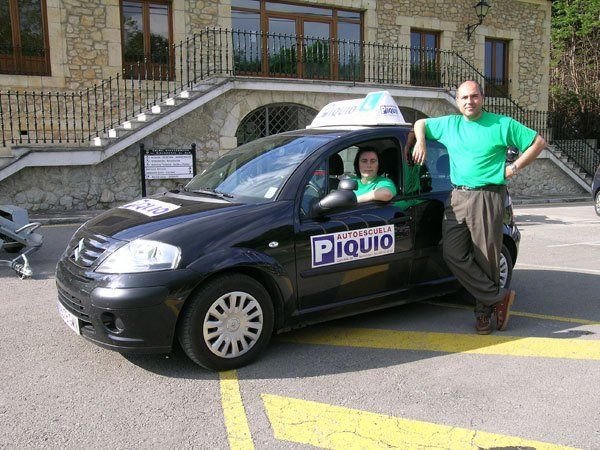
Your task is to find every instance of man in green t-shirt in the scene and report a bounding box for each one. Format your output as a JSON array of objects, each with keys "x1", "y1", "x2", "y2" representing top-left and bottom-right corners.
[{"x1": 412, "y1": 80, "x2": 546, "y2": 335}]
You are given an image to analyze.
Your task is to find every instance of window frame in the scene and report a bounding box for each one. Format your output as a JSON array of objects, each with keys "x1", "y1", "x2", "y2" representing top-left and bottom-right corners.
[
  {"x1": 231, "y1": 0, "x2": 363, "y2": 81},
  {"x1": 119, "y1": 0, "x2": 174, "y2": 79},
  {"x1": 409, "y1": 28, "x2": 441, "y2": 87},
  {"x1": 485, "y1": 37, "x2": 510, "y2": 98},
  {"x1": 0, "y1": 0, "x2": 51, "y2": 76}
]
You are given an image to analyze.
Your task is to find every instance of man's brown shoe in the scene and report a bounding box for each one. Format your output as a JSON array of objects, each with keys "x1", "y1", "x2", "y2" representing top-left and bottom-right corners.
[
  {"x1": 475, "y1": 315, "x2": 493, "y2": 335},
  {"x1": 494, "y1": 290, "x2": 516, "y2": 331}
]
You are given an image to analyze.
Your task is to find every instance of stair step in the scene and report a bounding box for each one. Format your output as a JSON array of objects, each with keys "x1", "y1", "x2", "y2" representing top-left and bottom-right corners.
[
  {"x1": 92, "y1": 137, "x2": 113, "y2": 147},
  {"x1": 164, "y1": 95, "x2": 189, "y2": 106}
]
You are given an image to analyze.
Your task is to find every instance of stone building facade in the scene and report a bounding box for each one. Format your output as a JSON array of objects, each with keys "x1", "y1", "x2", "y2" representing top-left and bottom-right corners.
[
  {"x1": 1, "y1": 0, "x2": 578, "y2": 212},
  {"x1": 1, "y1": 0, "x2": 551, "y2": 109}
]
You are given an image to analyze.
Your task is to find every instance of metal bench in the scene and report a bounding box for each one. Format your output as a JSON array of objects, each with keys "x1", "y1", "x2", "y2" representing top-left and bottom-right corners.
[{"x1": 0, "y1": 205, "x2": 43, "y2": 278}]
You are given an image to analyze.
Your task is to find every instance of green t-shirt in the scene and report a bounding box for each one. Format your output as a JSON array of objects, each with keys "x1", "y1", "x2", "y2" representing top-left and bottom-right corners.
[
  {"x1": 351, "y1": 175, "x2": 397, "y2": 198},
  {"x1": 425, "y1": 111, "x2": 537, "y2": 188}
]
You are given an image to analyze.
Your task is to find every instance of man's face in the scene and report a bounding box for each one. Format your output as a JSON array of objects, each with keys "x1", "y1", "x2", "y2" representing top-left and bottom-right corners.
[{"x1": 456, "y1": 82, "x2": 483, "y2": 120}]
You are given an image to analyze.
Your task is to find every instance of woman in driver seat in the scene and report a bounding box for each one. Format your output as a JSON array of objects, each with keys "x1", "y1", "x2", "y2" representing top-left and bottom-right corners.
[{"x1": 352, "y1": 148, "x2": 397, "y2": 203}]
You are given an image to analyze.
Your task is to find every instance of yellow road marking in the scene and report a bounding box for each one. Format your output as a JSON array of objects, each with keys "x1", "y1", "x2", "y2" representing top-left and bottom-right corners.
[
  {"x1": 279, "y1": 326, "x2": 600, "y2": 360},
  {"x1": 262, "y1": 394, "x2": 578, "y2": 450},
  {"x1": 425, "y1": 301, "x2": 599, "y2": 325},
  {"x1": 219, "y1": 370, "x2": 254, "y2": 450}
]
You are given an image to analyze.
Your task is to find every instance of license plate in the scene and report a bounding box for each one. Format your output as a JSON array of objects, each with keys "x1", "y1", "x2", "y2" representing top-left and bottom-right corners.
[{"x1": 57, "y1": 302, "x2": 80, "y2": 335}]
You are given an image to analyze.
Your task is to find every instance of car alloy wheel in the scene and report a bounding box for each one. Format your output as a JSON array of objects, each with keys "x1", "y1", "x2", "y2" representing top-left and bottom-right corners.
[
  {"x1": 595, "y1": 191, "x2": 600, "y2": 216},
  {"x1": 499, "y1": 244, "x2": 513, "y2": 289},
  {"x1": 178, "y1": 273, "x2": 274, "y2": 370},
  {"x1": 203, "y1": 291, "x2": 264, "y2": 358}
]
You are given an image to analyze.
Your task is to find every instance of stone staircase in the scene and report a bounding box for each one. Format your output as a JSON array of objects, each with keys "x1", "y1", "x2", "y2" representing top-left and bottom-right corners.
[
  {"x1": 0, "y1": 76, "x2": 233, "y2": 182},
  {"x1": 545, "y1": 143, "x2": 594, "y2": 193}
]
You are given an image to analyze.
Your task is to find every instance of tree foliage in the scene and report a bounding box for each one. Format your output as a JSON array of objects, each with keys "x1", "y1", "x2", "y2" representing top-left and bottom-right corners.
[{"x1": 550, "y1": 0, "x2": 600, "y2": 142}]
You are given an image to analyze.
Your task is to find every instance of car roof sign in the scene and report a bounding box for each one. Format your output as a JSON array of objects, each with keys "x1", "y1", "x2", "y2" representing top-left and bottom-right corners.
[{"x1": 307, "y1": 91, "x2": 408, "y2": 129}]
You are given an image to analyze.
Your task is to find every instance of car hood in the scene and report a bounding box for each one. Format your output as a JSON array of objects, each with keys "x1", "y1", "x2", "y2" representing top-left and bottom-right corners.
[{"x1": 82, "y1": 191, "x2": 246, "y2": 240}]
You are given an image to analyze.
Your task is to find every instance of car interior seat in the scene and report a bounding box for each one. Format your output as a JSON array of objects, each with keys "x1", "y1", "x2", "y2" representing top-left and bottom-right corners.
[{"x1": 328, "y1": 153, "x2": 345, "y2": 190}]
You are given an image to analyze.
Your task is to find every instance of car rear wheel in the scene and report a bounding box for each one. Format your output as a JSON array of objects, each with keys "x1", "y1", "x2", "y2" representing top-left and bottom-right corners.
[
  {"x1": 595, "y1": 191, "x2": 600, "y2": 216},
  {"x1": 178, "y1": 273, "x2": 274, "y2": 371},
  {"x1": 499, "y1": 244, "x2": 513, "y2": 289}
]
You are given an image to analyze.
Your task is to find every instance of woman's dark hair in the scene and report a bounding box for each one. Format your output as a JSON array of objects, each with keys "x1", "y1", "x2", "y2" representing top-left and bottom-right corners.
[{"x1": 354, "y1": 148, "x2": 384, "y2": 176}]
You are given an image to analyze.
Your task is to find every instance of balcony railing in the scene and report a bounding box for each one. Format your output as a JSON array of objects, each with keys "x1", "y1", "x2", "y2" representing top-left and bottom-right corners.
[{"x1": 0, "y1": 28, "x2": 597, "y2": 177}]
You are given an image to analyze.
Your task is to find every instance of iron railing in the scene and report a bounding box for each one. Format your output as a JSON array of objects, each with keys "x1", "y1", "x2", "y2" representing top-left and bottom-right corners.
[{"x1": 0, "y1": 28, "x2": 597, "y2": 176}]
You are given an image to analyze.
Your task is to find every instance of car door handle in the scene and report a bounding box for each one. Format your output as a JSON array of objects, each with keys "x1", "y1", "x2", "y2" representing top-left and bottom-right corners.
[{"x1": 390, "y1": 216, "x2": 411, "y2": 224}]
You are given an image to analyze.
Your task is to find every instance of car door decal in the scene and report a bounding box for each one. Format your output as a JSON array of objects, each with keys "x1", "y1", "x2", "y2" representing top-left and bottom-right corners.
[{"x1": 310, "y1": 225, "x2": 395, "y2": 268}]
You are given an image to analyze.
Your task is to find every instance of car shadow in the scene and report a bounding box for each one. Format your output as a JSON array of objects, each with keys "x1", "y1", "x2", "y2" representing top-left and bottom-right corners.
[
  {"x1": 515, "y1": 214, "x2": 567, "y2": 227},
  {"x1": 120, "y1": 268, "x2": 600, "y2": 380}
]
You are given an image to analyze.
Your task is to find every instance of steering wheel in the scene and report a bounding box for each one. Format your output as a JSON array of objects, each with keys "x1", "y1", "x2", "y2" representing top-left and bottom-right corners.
[{"x1": 300, "y1": 182, "x2": 322, "y2": 216}]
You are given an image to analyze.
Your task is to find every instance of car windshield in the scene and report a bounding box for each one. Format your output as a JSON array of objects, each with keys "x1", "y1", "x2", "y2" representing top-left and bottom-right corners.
[{"x1": 185, "y1": 133, "x2": 334, "y2": 201}]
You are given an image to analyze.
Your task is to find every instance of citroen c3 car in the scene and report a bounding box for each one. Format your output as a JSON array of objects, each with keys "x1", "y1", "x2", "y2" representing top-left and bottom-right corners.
[{"x1": 56, "y1": 92, "x2": 520, "y2": 370}]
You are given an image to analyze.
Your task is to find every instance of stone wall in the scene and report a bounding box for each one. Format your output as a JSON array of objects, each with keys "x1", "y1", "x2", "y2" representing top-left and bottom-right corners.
[{"x1": 507, "y1": 158, "x2": 588, "y2": 197}]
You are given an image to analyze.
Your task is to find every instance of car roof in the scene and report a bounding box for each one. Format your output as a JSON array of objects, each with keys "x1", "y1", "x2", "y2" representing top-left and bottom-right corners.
[{"x1": 276, "y1": 125, "x2": 413, "y2": 139}]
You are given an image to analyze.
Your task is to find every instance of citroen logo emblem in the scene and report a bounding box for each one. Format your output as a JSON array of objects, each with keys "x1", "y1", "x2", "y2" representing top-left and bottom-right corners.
[{"x1": 73, "y1": 239, "x2": 85, "y2": 261}]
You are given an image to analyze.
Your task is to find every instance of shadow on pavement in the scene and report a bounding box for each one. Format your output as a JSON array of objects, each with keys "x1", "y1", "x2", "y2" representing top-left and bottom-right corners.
[
  {"x1": 117, "y1": 268, "x2": 599, "y2": 380},
  {"x1": 515, "y1": 214, "x2": 568, "y2": 227}
]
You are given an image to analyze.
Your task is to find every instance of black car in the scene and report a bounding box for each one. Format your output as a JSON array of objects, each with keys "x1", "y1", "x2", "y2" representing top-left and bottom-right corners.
[
  {"x1": 56, "y1": 99, "x2": 520, "y2": 370},
  {"x1": 593, "y1": 164, "x2": 600, "y2": 216}
]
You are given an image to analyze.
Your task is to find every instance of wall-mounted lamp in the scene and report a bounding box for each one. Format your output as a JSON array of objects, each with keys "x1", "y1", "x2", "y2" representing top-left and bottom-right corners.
[{"x1": 466, "y1": 0, "x2": 491, "y2": 41}]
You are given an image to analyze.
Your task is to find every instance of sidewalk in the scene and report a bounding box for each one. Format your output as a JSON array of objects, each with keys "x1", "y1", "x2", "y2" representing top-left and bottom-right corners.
[{"x1": 28, "y1": 194, "x2": 593, "y2": 225}]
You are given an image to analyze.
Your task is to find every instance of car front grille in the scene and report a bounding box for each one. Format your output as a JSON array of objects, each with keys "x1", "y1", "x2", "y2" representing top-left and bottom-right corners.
[
  {"x1": 57, "y1": 285, "x2": 90, "y2": 321},
  {"x1": 68, "y1": 233, "x2": 117, "y2": 268}
]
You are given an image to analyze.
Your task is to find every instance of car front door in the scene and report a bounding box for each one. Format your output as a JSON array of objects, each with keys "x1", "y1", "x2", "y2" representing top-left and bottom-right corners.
[{"x1": 294, "y1": 135, "x2": 414, "y2": 313}]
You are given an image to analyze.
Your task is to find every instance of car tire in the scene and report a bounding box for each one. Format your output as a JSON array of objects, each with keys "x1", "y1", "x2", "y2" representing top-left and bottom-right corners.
[
  {"x1": 177, "y1": 273, "x2": 274, "y2": 371},
  {"x1": 595, "y1": 191, "x2": 600, "y2": 216}
]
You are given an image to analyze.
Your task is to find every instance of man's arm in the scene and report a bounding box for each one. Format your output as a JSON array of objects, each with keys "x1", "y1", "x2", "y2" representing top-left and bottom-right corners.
[
  {"x1": 412, "y1": 119, "x2": 427, "y2": 165},
  {"x1": 505, "y1": 134, "x2": 546, "y2": 179}
]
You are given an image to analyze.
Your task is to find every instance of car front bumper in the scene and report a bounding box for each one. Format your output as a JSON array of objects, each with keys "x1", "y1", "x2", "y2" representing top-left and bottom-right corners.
[{"x1": 55, "y1": 258, "x2": 198, "y2": 353}]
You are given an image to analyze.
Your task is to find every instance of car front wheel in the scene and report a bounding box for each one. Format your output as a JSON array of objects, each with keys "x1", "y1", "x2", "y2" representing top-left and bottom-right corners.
[
  {"x1": 595, "y1": 191, "x2": 600, "y2": 216},
  {"x1": 178, "y1": 273, "x2": 274, "y2": 371}
]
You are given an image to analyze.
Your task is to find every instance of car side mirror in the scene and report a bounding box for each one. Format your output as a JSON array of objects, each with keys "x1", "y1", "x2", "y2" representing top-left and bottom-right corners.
[{"x1": 310, "y1": 182, "x2": 357, "y2": 216}]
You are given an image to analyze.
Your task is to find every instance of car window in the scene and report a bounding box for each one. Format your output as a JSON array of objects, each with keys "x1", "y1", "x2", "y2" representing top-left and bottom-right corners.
[
  {"x1": 299, "y1": 137, "x2": 401, "y2": 216},
  {"x1": 186, "y1": 133, "x2": 335, "y2": 202},
  {"x1": 404, "y1": 131, "x2": 451, "y2": 195}
]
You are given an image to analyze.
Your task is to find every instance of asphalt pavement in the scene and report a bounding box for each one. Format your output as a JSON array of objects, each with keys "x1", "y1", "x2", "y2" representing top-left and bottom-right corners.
[{"x1": 1, "y1": 202, "x2": 598, "y2": 449}]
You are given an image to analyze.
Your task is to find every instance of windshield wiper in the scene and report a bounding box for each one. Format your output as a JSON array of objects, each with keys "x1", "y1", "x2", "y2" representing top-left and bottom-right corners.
[{"x1": 185, "y1": 187, "x2": 234, "y2": 199}]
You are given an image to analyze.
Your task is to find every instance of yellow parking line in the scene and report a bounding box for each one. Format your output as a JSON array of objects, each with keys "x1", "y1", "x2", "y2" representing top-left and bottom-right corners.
[
  {"x1": 262, "y1": 394, "x2": 578, "y2": 450},
  {"x1": 279, "y1": 326, "x2": 600, "y2": 360},
  {"x1": 219, "y1": 370, "x2": 254, "y2": 450},
  {"x1": 425, "y1": 301, "x2": 599, "y2": 325}
]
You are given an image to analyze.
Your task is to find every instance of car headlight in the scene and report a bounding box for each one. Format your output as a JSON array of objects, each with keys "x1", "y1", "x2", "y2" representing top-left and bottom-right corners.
[{"x1": 96, "y1": 239, "x2": 181, "y2": 274}]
